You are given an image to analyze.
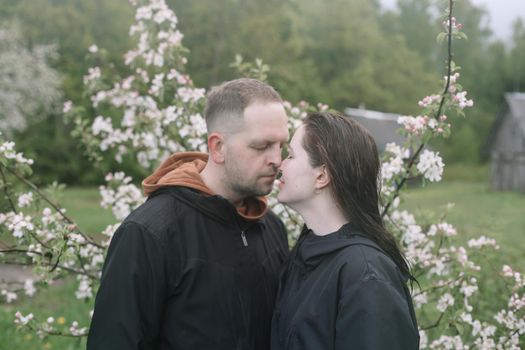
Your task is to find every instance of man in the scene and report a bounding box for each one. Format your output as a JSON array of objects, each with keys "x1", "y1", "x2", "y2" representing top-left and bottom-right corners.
[{"x1": 87, "y1": 78, "x2": 290, "y2": 349}]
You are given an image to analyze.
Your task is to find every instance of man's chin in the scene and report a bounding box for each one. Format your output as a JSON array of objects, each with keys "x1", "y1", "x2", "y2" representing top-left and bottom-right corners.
[
  {"x1": 254, "y1": 178, "x2": 276, "y2": 195},
  {"x1": 232, "y1": 185, "x2": 271, "y2": 199},
  {"x1": 253, "y1": 184, "x2": 274, "y2": 197},
  {"x1": 255, "y1": 188, "x2": 272, "y2": 197}
]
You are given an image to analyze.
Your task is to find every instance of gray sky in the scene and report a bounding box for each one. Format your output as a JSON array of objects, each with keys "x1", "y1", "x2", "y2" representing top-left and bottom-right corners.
[{"x1": 380, "y1": 0, "x2": 525, "y2": 42}]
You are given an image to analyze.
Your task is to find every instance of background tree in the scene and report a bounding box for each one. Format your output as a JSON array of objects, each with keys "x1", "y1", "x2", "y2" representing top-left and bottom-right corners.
[
  {"x1": 0, "y1": 22, "x2": 61, "y2": 134},
  {"x1": 380, "y1": 0, "x2": 439, "y2": 71},
  {"x1": 0, "y1": 0, "x2": 524, "y2": 183},
  {"x1": 0, "y1": 0, "x2": 134, "y2": 185},
  {"x1": 507, "y1": 18, "x2": 525, "y2": 92}
]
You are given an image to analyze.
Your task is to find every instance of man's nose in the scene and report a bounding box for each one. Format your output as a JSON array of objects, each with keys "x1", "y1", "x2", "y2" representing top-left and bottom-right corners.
[{"x1": 268, "y1": 148, "x2": 282, "y2": 170}]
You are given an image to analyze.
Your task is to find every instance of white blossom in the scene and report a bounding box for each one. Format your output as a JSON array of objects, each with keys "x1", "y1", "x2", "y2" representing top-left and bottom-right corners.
[
  {"x1": 91, "y1": 116, "x2": 113, "y2": 136},
  {"x1": 453, "y1": 91, "x2": 474, "y2": 109},
  {"x1": 413, "y1": 292, "x2": 427, "y2": 309},
  {"x1": 0, "y1": 22, "x2": 61, "y2": 133},
  {"x1": 24, "y1": 279, "x2": 36, "y2": 297},
  {"x1": 417, "y1": 150, "x2": 444, "y2": 182},
  {"x1": 467, "y1": 236, "x2": 499, "y2": 249},
  {"x1": 17, "y1": 192, "x2": 33, "y2": 208},
  {"x1": 75, "y1": 277, "x2": 93, "y2": 299},
  {"x1": 69, "y1": 320, "x2": 87, "y2": 336},
  {"x1": 0, "y1": 141, "x2": 34, "y2": 165},
  {"x1": 437, "y1": 293, "x2": 455, "y2": 312},
  {"x1": 14, "y1": 311, "x2": 33, "y2": 325},
  {"x1": 397, "y1": 115, "x2": 428, "y2": 135},
  {"x1": 2, "y1": 289, "x2": 17, "y2": 303},
  {"x1": 176, "y1": 87, "x2": 205, "y2": 103},
  {"x1": 418, "y1": 94, "x2": 441, "y2": 108},
  {"x1": 62, "y1": 100, "x2": 73, "y2": 113}
]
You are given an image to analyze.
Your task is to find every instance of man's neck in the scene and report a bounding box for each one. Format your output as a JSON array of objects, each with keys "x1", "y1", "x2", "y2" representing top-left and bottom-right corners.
[{"x1": 200, "y1": 163, "x2": 245, "y2": 207}]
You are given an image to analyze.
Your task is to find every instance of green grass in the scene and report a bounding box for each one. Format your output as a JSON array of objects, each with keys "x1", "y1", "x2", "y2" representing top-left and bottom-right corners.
[
  {"x1": 401, "y1": 179, "x2": 524, "y2": 343},
  {"x1": 1, "y1": 187, "x2": 114, "y2": 350},
  {"x1": 55, "y1": 187, "x2": 116, "y2": 235},
  {"x1": 1, "y1": 182, "x2": 524, "y2": 349},
  {"x1": 441, "y1": 162, "x2": 490, "y2": 182},
  {"x1": 0, "y1": 279, "x2": 89, "y2": 350},
  {"x1": 402, "y1": 180, "x2": 525, "y2": 270}
]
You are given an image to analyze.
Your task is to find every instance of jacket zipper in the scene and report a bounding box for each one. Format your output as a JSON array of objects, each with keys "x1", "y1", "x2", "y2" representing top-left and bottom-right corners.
[{"x1": 240, "y1": 230, "x2": 248, "y2": 246}]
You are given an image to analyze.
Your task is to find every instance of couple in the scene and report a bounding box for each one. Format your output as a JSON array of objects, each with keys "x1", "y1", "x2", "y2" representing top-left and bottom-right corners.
[{"x1": 87, "y1": 78, "x2": 419, "y2": 350}]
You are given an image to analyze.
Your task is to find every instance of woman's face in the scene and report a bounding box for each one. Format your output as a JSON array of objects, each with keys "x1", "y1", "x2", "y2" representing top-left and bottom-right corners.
[{"x1": 277, "y1": 125, "x2": 321, "y2": 207}]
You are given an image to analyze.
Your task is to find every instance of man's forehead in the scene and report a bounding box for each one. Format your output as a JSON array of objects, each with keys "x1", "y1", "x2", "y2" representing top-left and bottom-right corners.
[{"x1": 247, "y1": 128, "x2": 289, "y2": 143}]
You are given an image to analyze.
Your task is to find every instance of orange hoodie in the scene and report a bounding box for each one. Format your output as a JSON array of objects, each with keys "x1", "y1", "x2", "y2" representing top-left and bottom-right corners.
[{"x1": 142, "y1": 152, "x2": 269, "y2": 221}]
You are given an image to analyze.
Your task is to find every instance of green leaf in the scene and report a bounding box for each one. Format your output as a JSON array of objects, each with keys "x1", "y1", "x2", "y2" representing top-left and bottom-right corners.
[{"x1": 437, "y1": 32, "x2": 448, "y2": 44}]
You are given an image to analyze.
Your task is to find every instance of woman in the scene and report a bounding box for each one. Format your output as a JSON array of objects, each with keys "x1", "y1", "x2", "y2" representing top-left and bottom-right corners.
[{"x1": 271, "y1": 112, "x2": 419, "y2": 350}]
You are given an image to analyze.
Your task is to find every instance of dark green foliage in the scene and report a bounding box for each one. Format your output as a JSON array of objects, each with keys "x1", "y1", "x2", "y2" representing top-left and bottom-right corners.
[{"x1": 2, "y1": 0, "x2": 524, "y2": 183}]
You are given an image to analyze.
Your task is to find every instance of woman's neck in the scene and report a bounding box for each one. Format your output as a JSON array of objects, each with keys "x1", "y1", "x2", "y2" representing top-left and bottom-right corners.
[{"x1": 294, "y1": 193, "x2": 349, "y2": 236}]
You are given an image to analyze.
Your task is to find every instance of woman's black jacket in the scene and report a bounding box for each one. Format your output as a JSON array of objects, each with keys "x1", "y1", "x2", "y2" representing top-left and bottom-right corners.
[{"x1": 271, "y1": 223, "x2": 419, "y2": 350}]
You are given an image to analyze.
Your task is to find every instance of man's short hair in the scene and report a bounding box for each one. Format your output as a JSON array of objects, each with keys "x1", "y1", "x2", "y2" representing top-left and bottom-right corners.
[{"x1": 204, "y1": 78, "x2": 283, "y2": 132}]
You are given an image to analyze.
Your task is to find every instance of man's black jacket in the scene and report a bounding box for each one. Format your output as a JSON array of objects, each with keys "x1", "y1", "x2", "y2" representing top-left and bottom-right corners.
[
  {"x1": 87, "y1": 186, "x2": 289, "y2": 350},
  {"x1": 271, "y1": 223, "x2": 419, "y2": 350}
]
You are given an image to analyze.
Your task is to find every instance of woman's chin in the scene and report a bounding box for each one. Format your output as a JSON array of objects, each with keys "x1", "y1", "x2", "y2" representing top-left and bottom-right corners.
[{"x1": 276, "y1": 191, "x2": 289, "y2": 204}]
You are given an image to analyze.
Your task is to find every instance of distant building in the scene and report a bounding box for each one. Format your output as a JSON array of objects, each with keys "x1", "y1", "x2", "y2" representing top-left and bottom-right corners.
[
  {"x1": 344, "y1": 106, "x2": 405, "y2": 152},
  {"x1": 490, "y1": 92, "x2": 525, "y2": 193}
]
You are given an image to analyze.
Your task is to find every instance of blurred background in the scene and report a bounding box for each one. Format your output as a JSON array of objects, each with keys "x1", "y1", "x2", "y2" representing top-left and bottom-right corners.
[{"x1": 0, "y1": 0, "x2": 524, "y2": 186}]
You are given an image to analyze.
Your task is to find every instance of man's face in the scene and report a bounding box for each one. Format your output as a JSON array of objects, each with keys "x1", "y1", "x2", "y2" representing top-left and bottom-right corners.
[{"x1": 223, "y1": 102, "x2": 289, "y2": 199}]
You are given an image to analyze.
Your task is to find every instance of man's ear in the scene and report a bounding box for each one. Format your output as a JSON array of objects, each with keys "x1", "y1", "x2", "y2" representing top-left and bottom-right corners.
[
  {"x1": 208, "y1": 132, "x2": 226, "y2": 164},
  {"x1": 315, "y1": 165, "x2": 331, "y2": 190}
]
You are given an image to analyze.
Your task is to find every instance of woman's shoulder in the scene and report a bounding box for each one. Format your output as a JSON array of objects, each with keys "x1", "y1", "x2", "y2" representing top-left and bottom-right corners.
[{"x1": 335, "y1": 234, "x2": 404, "y2": 285}]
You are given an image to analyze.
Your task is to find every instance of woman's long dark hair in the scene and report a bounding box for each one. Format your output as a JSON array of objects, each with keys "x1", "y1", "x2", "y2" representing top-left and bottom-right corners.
[{"x1": 302, "y1": 111, "x2": 412, "y2": 279}]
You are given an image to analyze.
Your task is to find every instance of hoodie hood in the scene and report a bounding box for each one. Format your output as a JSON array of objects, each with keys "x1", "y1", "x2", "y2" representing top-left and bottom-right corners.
[
  {"x1": 296, "y1": 223, "x2": 384, "y2": 269},
  {"x1": 142, "y1": 152, "x2": 269, "y2": 221}
]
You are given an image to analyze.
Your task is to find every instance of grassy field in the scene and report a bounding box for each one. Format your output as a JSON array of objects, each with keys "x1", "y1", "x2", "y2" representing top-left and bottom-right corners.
[
  {"x1": 1, "y1": 179, "x2": 524, "y2": 349},
  {"x1": 0, "y1": 188, "x2": 113, "y2": 350},
  {"x1": 55, "y1": 187, "x2": 116, "y2": 235},
  {"x1": 403, "y1": 181, "x2": 525, "y2": 270}
]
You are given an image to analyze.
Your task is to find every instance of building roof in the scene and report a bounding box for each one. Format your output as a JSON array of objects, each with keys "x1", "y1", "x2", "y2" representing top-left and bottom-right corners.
[{"x1": 344, "y1": 106, "x2": 406, "y2": 152}]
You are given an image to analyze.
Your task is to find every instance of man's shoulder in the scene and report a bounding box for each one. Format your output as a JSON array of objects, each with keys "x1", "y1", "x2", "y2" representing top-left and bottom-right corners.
[{"x1": 122, "y1": 187, "x2": 193, "y2": 235}]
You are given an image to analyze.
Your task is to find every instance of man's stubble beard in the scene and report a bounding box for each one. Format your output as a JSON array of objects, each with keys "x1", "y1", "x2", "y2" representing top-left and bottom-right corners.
[{"x1": 224, "y1": 160, "x2": 272, "y2": 199}]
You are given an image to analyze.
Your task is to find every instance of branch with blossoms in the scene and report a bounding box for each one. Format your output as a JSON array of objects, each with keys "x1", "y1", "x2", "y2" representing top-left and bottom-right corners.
[
  {"x1": 380, "y1": 1, "x2": 473, "y2": 217},
  {"x1": 64, "y1": 0, "x2": 208, "y2": 171},
  {"x1": 0, "y1": 136, "x2": 107, "y2": 338},
  {"x1": 374, "y1": 1, "x2": 523, "y2": 347},
  {"x1": 388, "y1": 201, "x2": 524, "y2": 348},
  {"x1": 13, "y1": 310, "x2": 89, "y2": 339}
]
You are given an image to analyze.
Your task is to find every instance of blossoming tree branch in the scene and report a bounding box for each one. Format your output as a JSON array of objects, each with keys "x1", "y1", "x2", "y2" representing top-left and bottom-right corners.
[{"x1": 0, "y1": 0, "x2": 523, "y2": 347}]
